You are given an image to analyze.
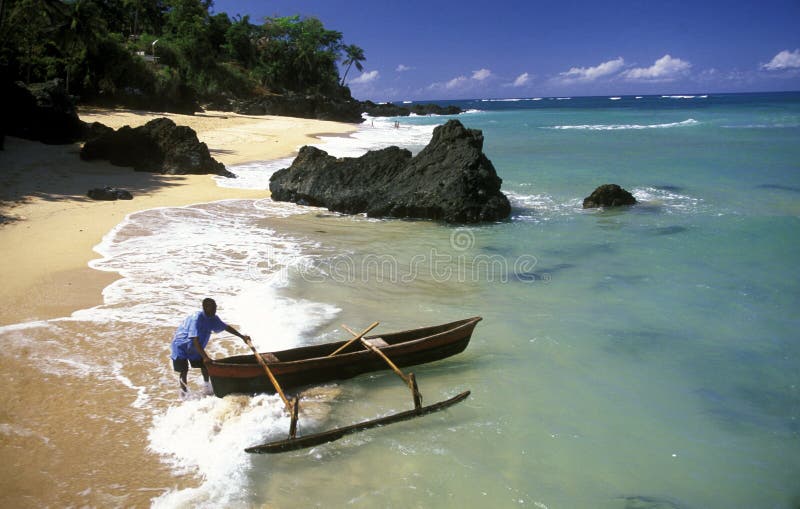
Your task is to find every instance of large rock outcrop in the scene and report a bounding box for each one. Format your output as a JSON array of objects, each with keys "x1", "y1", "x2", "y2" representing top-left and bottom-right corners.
[
  {"x1": 1, "y1": 79, "x2": 87, "y2": 144},
  {"x1": 80, "y1": 117, "x2": 233, "y2": 177},
  {"x1": 270, "y1": 119, "x2": 511, "y2": 223},
  {"x1": 583, "y1": 184, "x2": 637, "y2": 208}
]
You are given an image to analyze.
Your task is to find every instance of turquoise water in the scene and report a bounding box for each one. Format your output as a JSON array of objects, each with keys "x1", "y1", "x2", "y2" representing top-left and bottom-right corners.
[
  {"x1": 5, "y1": 93, "x2": 796, "y2": 507},
  {"x1": 255, "y1": 94, "x2": 800, "y2": 508}
]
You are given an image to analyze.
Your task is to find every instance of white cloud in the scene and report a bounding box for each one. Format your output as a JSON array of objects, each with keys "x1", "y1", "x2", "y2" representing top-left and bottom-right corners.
[
  {"x1": 511, "y1": 73, "x2": 530, "y2": 87},
  {"x1": 428, "y1": 69, "x2": 494, "y2": 91},
  {"x1": 396, "y1": 64, "x2": 412, "y2": 72},
  {"x1": 624, "y1": 54, "x2": 691, "y2": 81},
  {"x1": 559, "y1": 57, "x2": 625, "y2": 82},
  {"x1": 762, "y1": 49, "x2": 800, "y2": 70},
  {"x1": 472, "y1": 68, "x2": 492, "y2": 81},
  {"x1": 349, "y1": 70, "x2": 380, "y2": 85},
  {"x1": 445, "y1": 76, "x2": 469, "y2": 89}
]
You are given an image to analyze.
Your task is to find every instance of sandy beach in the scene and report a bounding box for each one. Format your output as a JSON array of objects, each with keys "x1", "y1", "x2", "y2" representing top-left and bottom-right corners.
[
  {"x1": 0, "y1": 109, "x2": 356, "y2": 507},
  {"x1": 0, "y1": 109, "x2": 355, "y2": 326}
]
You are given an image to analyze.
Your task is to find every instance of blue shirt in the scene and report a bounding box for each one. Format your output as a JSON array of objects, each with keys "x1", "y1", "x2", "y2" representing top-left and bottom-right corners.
[{"x1": 170, "y1": 311, "x2": 227, "y2": 360}]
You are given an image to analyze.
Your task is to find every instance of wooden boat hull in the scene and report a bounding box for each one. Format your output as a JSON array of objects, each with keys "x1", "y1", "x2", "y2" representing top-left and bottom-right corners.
[{"x1": 207, "y1": 317, "x2": 481, "y2": 397}]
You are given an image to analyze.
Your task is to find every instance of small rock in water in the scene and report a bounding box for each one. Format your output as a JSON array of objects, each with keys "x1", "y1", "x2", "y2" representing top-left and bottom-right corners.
[{"x1": 583, "y1": 184, "x2": 637, "y2": 208}]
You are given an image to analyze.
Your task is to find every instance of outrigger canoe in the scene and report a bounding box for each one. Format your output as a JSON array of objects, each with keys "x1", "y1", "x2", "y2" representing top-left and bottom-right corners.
[{"x1": 207, "y1": 316, "x2": 481, "y2": 398}]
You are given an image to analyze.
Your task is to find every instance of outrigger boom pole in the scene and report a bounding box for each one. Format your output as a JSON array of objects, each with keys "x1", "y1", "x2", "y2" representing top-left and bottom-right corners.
[{"x1": 341, "y1": 324, "x2": 423, "y2": 410}]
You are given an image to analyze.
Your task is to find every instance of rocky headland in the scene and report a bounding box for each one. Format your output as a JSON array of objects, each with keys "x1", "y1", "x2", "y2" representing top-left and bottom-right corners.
[
  {"x1": 359, "y1": 101, "x2": 463, "y2": 117},
  {"x1": 204, "y1": 94, "x2": 463, "y2": 123}
]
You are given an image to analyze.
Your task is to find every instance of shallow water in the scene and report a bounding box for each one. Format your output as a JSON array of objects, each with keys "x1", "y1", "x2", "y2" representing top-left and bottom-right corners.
[{"x1": 2, "y1": 93, "x2": 799, "y2": 508}]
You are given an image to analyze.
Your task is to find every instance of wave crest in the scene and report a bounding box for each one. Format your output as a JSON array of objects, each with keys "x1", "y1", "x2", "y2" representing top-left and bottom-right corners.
[{"x1": 546, "y1": 119, "x2": 699, "y2": 131}]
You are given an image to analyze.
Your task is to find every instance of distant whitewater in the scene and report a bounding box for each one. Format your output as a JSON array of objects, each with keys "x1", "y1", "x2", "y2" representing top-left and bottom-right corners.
[{"x1": 547, "y1": 118, "x2": 699, "y2": 130}]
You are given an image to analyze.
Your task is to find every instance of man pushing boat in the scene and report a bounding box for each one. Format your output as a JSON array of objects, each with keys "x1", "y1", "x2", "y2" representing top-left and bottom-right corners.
[{"x1": 170, "y1": 297, "x2": 251, "y2": 397}]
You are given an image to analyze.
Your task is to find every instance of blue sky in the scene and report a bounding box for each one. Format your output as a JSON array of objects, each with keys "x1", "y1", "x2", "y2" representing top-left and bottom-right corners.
[{"x1": 213, "y1": 0, "x2": 800, "y2": 101}]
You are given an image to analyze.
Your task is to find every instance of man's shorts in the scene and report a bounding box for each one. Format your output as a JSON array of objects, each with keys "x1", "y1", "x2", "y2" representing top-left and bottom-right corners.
[{"x1": 172, "y1": 357, "x2": 205, "y2": 372}]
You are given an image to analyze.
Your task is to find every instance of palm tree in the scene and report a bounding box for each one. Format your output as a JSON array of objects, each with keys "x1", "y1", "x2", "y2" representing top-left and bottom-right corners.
[
  {"x1": 61, "y1": 0, "x2": 106, "y2": 94},
  {"x1": 6, "y1": 0, "x2": 71, "y2": 83},
  {"x1": 339, "y1": 44, "x2": 365, "y2": 86}
]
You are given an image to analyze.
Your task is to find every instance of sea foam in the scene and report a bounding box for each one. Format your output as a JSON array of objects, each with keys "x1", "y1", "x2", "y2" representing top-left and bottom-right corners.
[
  {"x1": 632, "y1": 186, "x2": 705, "y2": 214},
  {"x1": 661, "y1": 95, "x2": 708, "y2": 99},
  {"x1": 547, "y1": 119, "x2": 699, "y2": 131},
  {"x1": 214, "y1": 158, "x2": 294, "y2": 189},
  {"x1": 481, "y1": 98, "x2": 542, "y2": 102},
  {"x1": 149, "y1": 393, "x2": 295, "y2": 508},
  {"x1": 144, "y1": 113, "x2": 441, "y2": 505},
  {"x1": 506, "y1": 191, "x2": 582, "y2": 222},
  {"x1": 312, "y1": 115, "x2": 436, "y2": 158}
]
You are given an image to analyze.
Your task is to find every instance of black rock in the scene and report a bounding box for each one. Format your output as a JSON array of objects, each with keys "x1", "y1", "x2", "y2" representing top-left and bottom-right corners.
[
  {"x1": 84, "y1": 121, "x2": 114, "y2": 142},
  {"x1": 231, "y1": 93, "x2": 364, "y2": 123},
  {"x1": 360, "y1": 100, "x2": 463, "y2": 117},
  {"x1": 583, "y1": 184, "x2": 637, "y2": 208},
  {"x1": 87, "y1": 187, "x2": 134, "y2": 200},
  {"x1": 204, "y1": 93, "x2": 462, "y2": 123},
  {"x1": 81, "y1": 118, "x2": 233, "y2": 177},
  {"x1": 1, "y1": 79, "x2": 87, "y2": 144},
  {"x1": 270, "y1": 119, "x2": 511, "y2": 223}
]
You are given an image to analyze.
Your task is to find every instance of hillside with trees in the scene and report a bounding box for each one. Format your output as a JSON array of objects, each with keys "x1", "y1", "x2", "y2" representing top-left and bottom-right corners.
[{"x1": 0, "y1": 0, "x2": 367, "y2": 117}]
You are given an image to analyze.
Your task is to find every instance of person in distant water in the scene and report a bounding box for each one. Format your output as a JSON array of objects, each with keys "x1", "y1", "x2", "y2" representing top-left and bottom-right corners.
[{"x1": 170, "y1": 298, "x2": 251, "y2": 396}]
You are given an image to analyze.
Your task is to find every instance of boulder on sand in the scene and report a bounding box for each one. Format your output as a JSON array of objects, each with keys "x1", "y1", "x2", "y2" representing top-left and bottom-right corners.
[
  {"x1": 1, "y1": 79, "x2": 86, "y2": 144},
  {"x1": 81, "y1": 118, "x2": 233, "y2": 177},
  {"x1": 87, "y1": 187, "x2": 134, "y2": 200}
]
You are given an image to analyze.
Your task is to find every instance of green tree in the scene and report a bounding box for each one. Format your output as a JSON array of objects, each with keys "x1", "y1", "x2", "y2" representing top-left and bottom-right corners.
[
  {"x1": 224, "y1": 14, "x2": 255, "y2": 66},
  {"x1": 60, "y1": 0, "x2": 107, "y2": 94},
  {"x1": 257, "y1": 15, "x2": 343, "y2": 93},
  {"x1": 3, "y1": 0, "x2": 70, "y2": 83},
  {"x1": 162, "y1": 0, "x2": 215, "y2": 83},
  {"x1": 339, "y1": 44, "x2": 365, "y2": 86},
  {"x1": 207, "y1": 11, "x2": 230, "y2": 57},
  {"x1": 123, "y1": 0, "x2": 166, "y2": 36}
]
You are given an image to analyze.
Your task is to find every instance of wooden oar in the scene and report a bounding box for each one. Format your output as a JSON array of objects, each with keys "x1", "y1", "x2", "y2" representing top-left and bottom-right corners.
[
  {"x1": 327, "y1": 321, "x2": 379, "y2": 357},
  {"x1": 245, "y1": 338, "x2": 291, "y2": 409},
  {"x1": 244, "y1": 339, "x2": 301, "y2": 438}
]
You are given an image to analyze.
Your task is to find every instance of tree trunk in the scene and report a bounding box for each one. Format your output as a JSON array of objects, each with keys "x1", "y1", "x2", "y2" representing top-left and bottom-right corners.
[{"x1": 340, "y1": 61, "x2": 352, "y2": 86}]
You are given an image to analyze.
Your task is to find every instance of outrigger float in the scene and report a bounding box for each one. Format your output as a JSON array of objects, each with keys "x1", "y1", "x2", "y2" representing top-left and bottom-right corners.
[{"x1": 198, "y1": 317, "x2": 481, "y2": 453}]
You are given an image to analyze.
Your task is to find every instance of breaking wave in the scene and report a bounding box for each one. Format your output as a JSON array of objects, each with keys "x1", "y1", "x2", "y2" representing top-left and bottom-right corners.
[
  {"x1": 480, "y1": 98, "x2": 543, "y2": 102},
  {"x1": 546, "y1": 119, "x2": 699, "y2": 131}
]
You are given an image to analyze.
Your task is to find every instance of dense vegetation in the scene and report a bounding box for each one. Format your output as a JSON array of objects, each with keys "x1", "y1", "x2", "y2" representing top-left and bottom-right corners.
[{"x1": 0, "y1": 0, "x2": 366, "y2": 110}]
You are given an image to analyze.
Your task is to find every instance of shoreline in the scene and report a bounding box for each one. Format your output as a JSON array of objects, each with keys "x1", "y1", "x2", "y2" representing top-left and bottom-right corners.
[
  {"x1": 0, "y1": 109, "x2": 358, "y2": 506},
  {"x1": 0, "y1": 109, "x2": 357, "y2": 326}
]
